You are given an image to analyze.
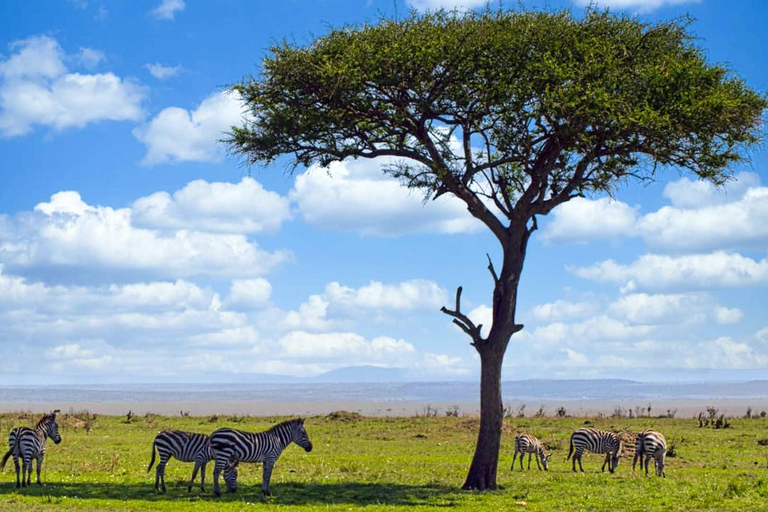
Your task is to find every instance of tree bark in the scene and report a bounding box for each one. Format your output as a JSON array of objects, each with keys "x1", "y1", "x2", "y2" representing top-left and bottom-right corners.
[
  {"x1": 460, "y1": 228, "x2": 528, "y2": 491},
  {"x1": 462, "y1": 342, "x2": 506, "y2": 490}
]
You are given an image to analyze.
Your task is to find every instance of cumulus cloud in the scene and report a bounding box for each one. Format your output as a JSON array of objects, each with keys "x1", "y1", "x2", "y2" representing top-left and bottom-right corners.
[
  {"x1": 541, "y1": 198, "x2": 638, "y2": 245},
  {"x1": 150, "y1": 0, "x2": 185, "y2": 20},
  {"x1": 713, "y1": 306, "x2": 743, "y2": 325},
  {"x1": 132, "y1": 178, "x2": 292, "y2": 234},
  {"x1": 0, "y1": 190, "x2": 290, "y2": 280},
  {"x1": 324, "y1": 280, "x2": 447, "y2": 311},
  {"x1": 542, "y1": 173, "x2": 768, "y2": 252},
  {"x1": 133, "y1": 91, "x2": 243, "y2": 165},
  {"x1": 570, "y1": 252, "x2": 768, "y2": 291},
  {"x1": 0, "y1": 35, "x2": 144, "y2": 137},
  {"x1": 226, "y1": 278, "x2": 273, "y2": 311},
  {"x1": 290, "y1": 159, "x2": 483, "y2": 236},
  {"x1": 145, "y1": 63, "x2": 181, "y2": 80},
  {"x1": 572, "y1": 0, "x2": 700, "y2": 12},
  {"x1": 530, "y1": 299, "x2": 601, "y2": 323}
]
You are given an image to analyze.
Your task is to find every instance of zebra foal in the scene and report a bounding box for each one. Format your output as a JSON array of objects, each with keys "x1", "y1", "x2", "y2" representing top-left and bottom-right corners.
[
  {"x1": 511, "y1": 433, "x2": 550, "y2": 471},
  {"x1": 567, "y1": 427, "x2": 622, "y2": 473},
  {"x1": 633, "y1": 429, "x2": 667, "y2": 477},
  {"x1": 1, "y1": 410, "x2": 62, "y2": 488},
  {"x1": 147, "y1": 430, "x2": 237, "y2": 493},
  {"x1": 210, "y1": 418, "x2": 313, "y2": 497}
]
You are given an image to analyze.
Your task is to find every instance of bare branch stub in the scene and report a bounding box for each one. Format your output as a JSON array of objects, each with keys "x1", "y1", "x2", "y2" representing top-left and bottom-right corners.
[{"x1": 441, "y1": 286, "x2": 484, "y2": 346}]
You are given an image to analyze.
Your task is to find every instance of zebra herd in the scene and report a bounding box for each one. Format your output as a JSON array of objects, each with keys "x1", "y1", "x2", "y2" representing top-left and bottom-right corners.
[
  {"x1": 1, "y1": 411, "x2": 313, "y2": 497},
  {"x1": 1, "y1": 411, "x2": 668, "y2": 497},
  {"x1": 513, "y1": 427, "x2": 667, "y2": 477}
]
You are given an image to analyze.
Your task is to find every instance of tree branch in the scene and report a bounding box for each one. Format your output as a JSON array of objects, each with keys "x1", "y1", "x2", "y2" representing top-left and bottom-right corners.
[{"x1": 440, "y1": 286, "x2": 484, "y2": 346}]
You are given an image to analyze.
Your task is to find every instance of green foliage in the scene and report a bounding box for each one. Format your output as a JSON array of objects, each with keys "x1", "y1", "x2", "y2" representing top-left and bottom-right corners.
[
  {"x1": 1, "y1": 413, "x2": 768, "y2": 511},
  {"x1": 228, "y1": 8, "x2": 765, "y2": 226}
]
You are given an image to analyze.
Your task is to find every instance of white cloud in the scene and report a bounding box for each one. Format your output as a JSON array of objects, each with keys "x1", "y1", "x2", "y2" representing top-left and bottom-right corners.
[
  {"x1": 226, "y1": 278, "x2": 272, "y2": 311},
  {"x1": 75, "y1": 48, "x2": 106, "y2": 69},
  {"x1": 571, "y1": 252, "x2": 768, "y2": 291},
  {"x1": 608, "y1": 293, "x2": 708, "y2": 325},
  {"x1": 0, "y1": 190, "x2": 290, "y2": 280},
  {"x1": 133, "y1": 91, "x2": 243, "y2": 165},
  {"x1": 279, "y1": 331, "x2": 416, "y2": 361},
  {"x1": 714, "y1": 306, "x2": 743, "y2": 325},
  {"x1": 637, "y1": 184, "x2": 768, "y2": 252},
  {"x1": 0, "y1": 35, "x2": 144, "y2": 137},
  {"x1": 145, "y1": 63, "x2": 181, "y2": 80},
  {"x1": 290, "y1": 159, "x2": 483, "y2": 236},
  {"x1": 572, "y1": 0, "x2": 700, "y2": 13},
  {"x1": 531, "y1": 299, "x2": 600, "y2": 322},
  {"x1": 324, "y1": 280, "x2": 447, "y2": 311},
  {"x1": 150, "y1": 0, "x2": 185, "y2": 20},
  {"x1": 132, "y1": 178, "x2": 292, "y2": 234},
  {"x1": 757, "y1": 328, "x2": 768, "y2": 344},
  {"x1": 541, "y1": 197, "x2": 638, "y2": 245},
  {"x1": 468, "y1": 304, "x2": 492, "y2": 338},
  {"x1": 684, "y1": 337, "x2": 767, "y2": 369}
]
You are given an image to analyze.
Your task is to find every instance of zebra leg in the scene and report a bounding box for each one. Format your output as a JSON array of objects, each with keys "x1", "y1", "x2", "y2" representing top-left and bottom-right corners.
[
  {"x1": 200, "y1": 461, "x2": 207, "y2": 492},
  {"x1": 577, "y1": 453, "x2": 585, "y2": 473},
  {"x1": 212, "y1": 457, "x2": 228, "y2": 497},
  {"x1": 659, "y1": 453, "x2": 666, "y2": 478},
  {"x1": 22, "y1": 457, "x2": 31, "y2": 486},
  {"x1": 13, "y1": 456, "x2": 20, "y2": 488},
  {"x1": 535, "y1": 452, "x2": 542, "y2": 471},
  {"x1": 571, "y1": 451, "x2": 577, "y2": 472},
  {"x1": 156, "y1": 462, "x2": 167, "y2": 493},
  {"x1": 35, "y1": 454, "x2": 43, "y2": 485},
  {"x1": 601, "y1": 453, "x2": 609, "y2": 472},
  {"x1": 262, "y1": 457, "x2": 276, "y2": 497},
  {"x1": 511, "y1": 449, "x2": 517, "y2": 471},
  {"x1": 632, "y1": 452, "x2": 639, "y2": 473},
  {"x1": 645, "y1": 454, "x2": 652, "y2": 476},
  {"x1": 188, "y1": 461, "x2": 201, "y2": 493}
]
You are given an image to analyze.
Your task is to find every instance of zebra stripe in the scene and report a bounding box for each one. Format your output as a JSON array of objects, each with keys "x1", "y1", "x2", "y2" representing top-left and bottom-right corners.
[
  {"x1": 147, "y1": 430, "x2": 237, "y2": 493},
  {"x1": 567, "y1": 428, "x2": 622, "y2": 473},
  {"x1": 210, "y1": 418, "x2": 313, "y2": 497},
  {"x1": 633, "y1": 429, "x2": 667, "y2": 477},
  {"x1": 0, "y1": 410, "x2": 61, "y2": 488},
  {"x1": 511, "y1": 433, "x2": 550, "y2": 471}
]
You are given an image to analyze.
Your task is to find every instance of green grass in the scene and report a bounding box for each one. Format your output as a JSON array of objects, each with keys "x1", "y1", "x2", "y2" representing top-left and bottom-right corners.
[{"x1": 1, "y1": 411, "x2": 767, "y2": 511}]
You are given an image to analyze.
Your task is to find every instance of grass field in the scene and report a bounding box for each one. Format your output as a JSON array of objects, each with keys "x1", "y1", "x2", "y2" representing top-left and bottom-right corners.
[{"x1": 1, "y1": 410, "x2": 767, "y2": 511}]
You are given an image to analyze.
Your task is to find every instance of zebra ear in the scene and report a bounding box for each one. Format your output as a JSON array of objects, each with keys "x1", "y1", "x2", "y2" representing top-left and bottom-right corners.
[{"x1": 298, "y1": 417, "x2": 305, "y2": 425}]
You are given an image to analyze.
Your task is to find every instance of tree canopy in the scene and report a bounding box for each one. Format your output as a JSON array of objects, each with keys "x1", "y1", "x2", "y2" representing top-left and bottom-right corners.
[{"x1": 229, "y1": 9, "x2": 765, "y2": 246}]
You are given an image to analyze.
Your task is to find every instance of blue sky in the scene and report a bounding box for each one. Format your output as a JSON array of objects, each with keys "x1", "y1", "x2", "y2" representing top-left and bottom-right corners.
[{"x1": 0, "y1": 0, "x2": 766, "y2": 384}]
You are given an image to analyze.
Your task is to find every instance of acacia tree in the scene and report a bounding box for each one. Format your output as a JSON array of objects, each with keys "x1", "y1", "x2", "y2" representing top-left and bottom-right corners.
[{"x1": 226, "y1": 9, "x2": 766, "y2": 489}]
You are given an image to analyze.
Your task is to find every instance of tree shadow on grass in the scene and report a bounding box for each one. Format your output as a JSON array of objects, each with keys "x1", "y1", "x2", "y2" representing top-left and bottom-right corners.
[{"x1": 0, "y1": 481, "x2": 461, "y2": 506}]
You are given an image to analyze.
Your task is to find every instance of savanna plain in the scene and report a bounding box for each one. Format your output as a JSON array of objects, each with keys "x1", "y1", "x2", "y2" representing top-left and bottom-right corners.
[{"x1": 1, "y1": 411, "x2": 767, "y2": 511}]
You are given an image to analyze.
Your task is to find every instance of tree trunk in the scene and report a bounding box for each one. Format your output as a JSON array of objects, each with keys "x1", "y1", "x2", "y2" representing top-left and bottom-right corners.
[{"x1": 462, "y1": 342, "x2": 506, "y2": 490}]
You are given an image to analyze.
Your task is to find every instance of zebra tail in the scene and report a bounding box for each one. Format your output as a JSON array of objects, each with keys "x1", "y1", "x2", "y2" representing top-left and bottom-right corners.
[
  {"x1": 147, "y1": 442, "x2": 157, "y2": 473},
  {"x1": 566, "y1": 435, "x2": 574, "y2": 461},
  {"x1": 0, "y1": 448, "x2": 11, "y2": 471}
]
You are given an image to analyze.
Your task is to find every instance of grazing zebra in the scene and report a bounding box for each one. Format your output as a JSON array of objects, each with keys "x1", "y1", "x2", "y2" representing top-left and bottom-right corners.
[
  {"x1": 567, "y1": 427, "x2": 622, "y2": 473},
  {"x1": 147, "y1": 430, "x2": 238, "y2": 493},
  {"x1": 633, "y1": 429, "x2": 667, "y2": 477},
  {"x1": 0, "y1": 410, "x2": 62, "y2": 488},
  {"x1": 210, "y1": 418, "x2": 313, "y2": 497},
  {"x1": 511, "y1": 433, "x2": 550, "y2": 471}
]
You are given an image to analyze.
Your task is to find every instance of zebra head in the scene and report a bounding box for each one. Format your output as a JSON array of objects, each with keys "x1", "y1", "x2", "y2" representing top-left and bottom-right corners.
[
  {"x1": 39, "y1": 410, "x2": 62, "y2": 445},
  {"x1": 541, "y1": 451, "x2": 551, "y2": 471},
  {"x1": 609, "y1": 441, "x2": 622, "y2": 473},
  {"x1": 292, "y1": 418, "x2": 313, "y2": 452},
  {"x1": 224, "y1": 461, "x2": 238, "y2": 493}
]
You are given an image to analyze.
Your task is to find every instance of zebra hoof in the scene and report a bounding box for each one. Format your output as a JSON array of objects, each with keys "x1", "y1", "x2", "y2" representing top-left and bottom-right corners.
[{"x1": 213, "y1": 490, "x2": 221, "y2": 497}]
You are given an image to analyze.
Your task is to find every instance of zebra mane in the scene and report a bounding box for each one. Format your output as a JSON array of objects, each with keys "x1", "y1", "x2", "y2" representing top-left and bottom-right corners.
[
  {"x1": 266, "y1": 418, "x2": 304, "y2": 434},
  {"x1": 36, "y1": 410, "x2": 60, "y2": 428}
]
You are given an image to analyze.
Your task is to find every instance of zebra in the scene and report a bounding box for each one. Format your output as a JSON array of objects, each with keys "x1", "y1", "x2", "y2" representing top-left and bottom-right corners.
[
  {"x1": 633, "y1": 429, "x2": 667, "y2": 477},
  {"x1": 567, "y1": 427, "x2": 622, "y2": 473},
  {"x1": 511, "y1": 433, "x2": 550, "y2": 471},
  {"x1": 210, "y1": 418, "x2": 313, "y2": 497},
  {"x1": 147, "y1": 430, "x2": 238, "y2": 493},
  {"x1": 0, "y1": 410, "x2": 62, "y2": 488}
]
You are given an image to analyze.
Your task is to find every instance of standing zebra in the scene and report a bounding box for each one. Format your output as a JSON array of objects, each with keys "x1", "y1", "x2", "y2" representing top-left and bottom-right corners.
[
  {"x1": 633, "y1": 429, "x2": 667, "y2": 477},
  {"x1": 0, "y1": 410, "x2": 62, "y2": 488},
  {"x1": 210, "y1": 418, "x2": 313, "y2": 497},
  {"x1": 147, "y1": 430, "x2": 238, "y2": 493},
  {"x1": 567, "y1": 427, "x2": 622, "y2": 473},
  {"x1": 511, "y1": 433, "x2": 550, "y2": 471}
]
